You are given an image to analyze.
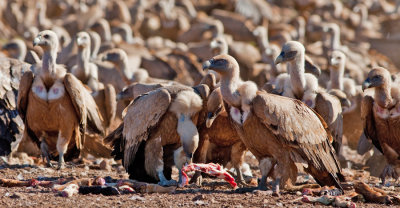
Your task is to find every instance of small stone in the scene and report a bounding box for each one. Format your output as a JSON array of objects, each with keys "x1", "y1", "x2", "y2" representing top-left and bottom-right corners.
[
  {"x1": 276, "y1": 202, "x2": 283, "y2": 207},
  {"x1": 99, "y1": 160, "x2": 112, "y2": 171},
  {"x1": 296, "y1": 191, "x2": 302, "y2": 196},
  {"x1": 10, "y1": 193, "x2": 22, "y2": 199},
  {"x1": 130, "y1": 195, "x2": 145, "y2": 201},
  {"x1": 192, "y1": 194, "x2": 205, "y2": 201},
  {"x1": 263, "y1": 199, "x2": 269, "y2": 204},
  {"x1": 16, "y1": 173, "x2": 24, "y2": 180},
  {"x1": 194, "y1": 200, "x2": 206, "y2": 205},
  {"x1": 4, "y1": 192, "x2": 10, "y2": 197}
]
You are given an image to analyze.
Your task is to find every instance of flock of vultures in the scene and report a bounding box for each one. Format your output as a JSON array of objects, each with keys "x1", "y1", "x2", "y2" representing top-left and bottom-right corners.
[{"x1": 2, "y1": 0, "x2": 400, "y2": 206}]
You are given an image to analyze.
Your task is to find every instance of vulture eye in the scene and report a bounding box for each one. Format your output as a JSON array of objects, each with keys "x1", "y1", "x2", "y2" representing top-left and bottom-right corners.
[{"x1": 43, "y1": 34, "x2": 49, "y2": 39}]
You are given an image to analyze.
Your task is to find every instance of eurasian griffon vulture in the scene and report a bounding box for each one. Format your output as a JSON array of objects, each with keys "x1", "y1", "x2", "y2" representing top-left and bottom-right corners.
[
  {"x1": 17, "y1": 30, "x2": 104, "y2": 169},
  {"x1": 203, "y1": 54, "x2": 343, "y2": 195}
]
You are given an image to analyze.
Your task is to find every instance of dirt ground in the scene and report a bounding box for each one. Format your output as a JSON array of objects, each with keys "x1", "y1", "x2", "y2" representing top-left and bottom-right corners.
[{"x1": 0, "y1": 148, "x2": 398, "y2": 208}]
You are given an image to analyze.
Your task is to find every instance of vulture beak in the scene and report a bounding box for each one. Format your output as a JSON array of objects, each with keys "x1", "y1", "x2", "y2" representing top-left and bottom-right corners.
[
  {"x1": 274, "y1": 54, "x2": 284, "y2": 65},
  {"x1": 76, "y1": 37, "x2": 83, "y2": 46},
  {"x1": 33, "y1": 37, "x2": 41, "y2": 46},
  {"x1": 202, "y1": 59, "x2": 213, "y2": 71},
  {"x1": 362, "y1": 78, "x2": 371, "y2": 91},
  {"x1": 206, "y1": 112, "x2": 216, "y2": 128}
]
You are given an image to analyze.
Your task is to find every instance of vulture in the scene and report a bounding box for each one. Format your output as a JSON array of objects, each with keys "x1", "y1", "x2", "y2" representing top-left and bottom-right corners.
[
  {"x1": 0, "y1": 57, "x2": 30, "y2": 156},
  {"x1": 17, "y1": 30, "x2": 104, "y2": 169},
  {"x1": 71, "y1": 31, "x2": 117, "y2": 132},
  {"x1": 361, "y1": 67, "x2": 400, "y2": 183},
  {"x1": 105, "y1": 84, "x2": 209, "y2": 186},
  {"x1": 193, "y1": 86, "x2": 247, "y2": 185},
  {"x1": 274, "y1": 41, "x2": 344, "y2": 155},
  {"x1": 71, "y1": 31, "x2": 100, "y2": 92},
  {"x1": 203, "y1": 54, "x2": 343, "y2": 195},
  {"x1": 2, "y1": 38, "x2": 27, "y2": 61}
]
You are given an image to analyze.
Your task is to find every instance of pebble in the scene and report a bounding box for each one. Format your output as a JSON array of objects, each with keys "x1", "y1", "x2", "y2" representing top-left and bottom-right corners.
[
  {"x1": 99, "y1": 159, "x2": 112, "y2": 171},
  {"x1": 129, "y1": 195, "x2": 145, "y2": 201},
  {"x1": 10, "y1": 193, "x2": 22, "y2": 199},
  {"x1": 192, "y1": 194, "x2": 205, "y2": 201},
  {"x1": 194, "y1": 200, "x2": 207, "y2": 206}
]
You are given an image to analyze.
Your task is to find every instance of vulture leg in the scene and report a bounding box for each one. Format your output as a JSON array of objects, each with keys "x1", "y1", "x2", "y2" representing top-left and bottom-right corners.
[
  {"x1": 174, "y1": 147, "x2": 189, "y2": 186},
  {"x1": 231, "y1": 141, "x2": 246, "y2": 185},
  {"x1": 56, "y1": 131, "x2": 73, "y2": 170},
  {"x1": 145, "y1": 137, "x2": 177, "y2": 186},
  {"x1": 258, "y1": 157, "x2": 276, "y2": 190},
  {"x1": 380, "y1": 165, "x2": 399, "y2": 185},
  {"x1": 40, "y1": 139, "x2": 53, "y2": 168},
  {"x1": 190, "y1": 132, "x2": 210, "y2": 186}
]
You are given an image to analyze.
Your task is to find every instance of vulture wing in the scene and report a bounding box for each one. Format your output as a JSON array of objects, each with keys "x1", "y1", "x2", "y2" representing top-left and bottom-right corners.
[
  {"x1": 16, "y1": 71, "x2": 34, "y2": 121},
  {"x1": 122, "y1": 88, "x2": 171, "y2": 170},
  {"x1": 361, "y1": 95, "x2": 382, "y2": 152},
  {"x1": 315, "y1": 92, "x2": 343, "y2": 154},
  {"x1": 252, "y1": 91, "x2": 342, "y2": 189},
  {"x1": 64, "y1": 73, "x2": 105, "y2": 149}
]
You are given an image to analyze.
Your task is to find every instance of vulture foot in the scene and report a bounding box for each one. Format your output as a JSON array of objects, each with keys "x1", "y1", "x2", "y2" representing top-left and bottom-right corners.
[
  {"x1": 380, "y1": 165, "x2": 399, "y2": 185},
  {"x1": 158, "y1": 179, "x2": 178, "y2": 187},
  {"x1": 189, "y1": 171, "x2": 203, "y2": 186},
  {"x1": 40, "y1": 141, "x2": 52, "y2": 167},
  {"x1": 271, "y1": 178, "x2": 281, "y2": 197},
  {"x1": 257, "y1": 176, "x2": 268, "y2": 190}
]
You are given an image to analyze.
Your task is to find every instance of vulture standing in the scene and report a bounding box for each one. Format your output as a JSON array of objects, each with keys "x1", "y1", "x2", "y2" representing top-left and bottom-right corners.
[
  {"x1": 193, "y1": 86, "x2": 247, "y2": 184},
  {"x1": 105, "y1": 84, "x2": 209, "y2": 186},
  {"x1": 203, "y1": 54, "x2": 343, "y2": 195},
  {"x1": 275, "y1": 41, "x2": 344, "y2": 155},
  {"x1": 361, "y1": 67, "x2": 400, "y2": 183},
  {"x1": 17, "y1": 30, "x2": 104, "y2": 169}
]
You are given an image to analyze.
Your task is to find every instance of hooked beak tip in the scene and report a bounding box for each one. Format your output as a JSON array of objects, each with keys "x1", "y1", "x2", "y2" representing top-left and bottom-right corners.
[{"x1": 202, "y1": 60, "x2": 212, "y2": 71}]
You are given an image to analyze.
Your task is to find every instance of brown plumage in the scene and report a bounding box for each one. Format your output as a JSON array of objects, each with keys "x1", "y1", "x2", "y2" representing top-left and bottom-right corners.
[
  {"x1": 17, "y1": 30, "x2": 104, "y2": 169},
  {"x1": 203, "y1": 54, "x2": 343, "y2": 194},
  {"x1": 193, "y1": 87, "x2": 247, "y2": 184},
  {"x1": 361, "y1": 67, "x2": 400, "y2": 183},
  {"x1": 105, "y1": 84, "x2": 209, "y2": 185},
  {"x1": 275, "y1": 41, "x2": 343, "y2": 155},
  {"x1": 0, "y1": 57, "x2": 30, "y2": 156}
]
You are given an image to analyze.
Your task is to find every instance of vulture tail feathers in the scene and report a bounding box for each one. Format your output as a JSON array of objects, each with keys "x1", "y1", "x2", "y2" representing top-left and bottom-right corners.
[{"x1": 104, "y1": 123, "x2": 124, "y2": 160}]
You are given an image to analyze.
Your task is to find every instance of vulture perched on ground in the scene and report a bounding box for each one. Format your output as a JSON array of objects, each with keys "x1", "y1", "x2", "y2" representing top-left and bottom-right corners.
[
  {"x1": 203, "y1": 54, "x2": 343, "y2": 195},
  {"x1": 274, "y1": 41, "x2": 344, "y2": 155},
  {"x1": 193, "y1": 86, "x2": 248, "y2": 185},
  {"x1": 105, "y1": 84, "x2": 209, "y2": 186},
  {"x1": 361, "y1": 67, "x2": 400, "y2": 183},
  {"x1": 17, "y1": 30, "x2": 104, "y2": 169},
  {"x1": 0, "y1": 57, "x2": 30, "y2": 156}
]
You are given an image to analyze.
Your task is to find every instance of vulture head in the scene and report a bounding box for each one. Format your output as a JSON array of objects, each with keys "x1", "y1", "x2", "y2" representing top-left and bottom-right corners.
[
  {"x1": 274, "y1": 41, "x2": 305, "y2": 65},
  {"x1": 2, "y1": 38, "x2": 27, "y2": 61},
  {"x1": 362, "y1": 67, "x2": 391, "y2": 91},
  {"x1": 210, "y1": 36, "x2": 228, "y2": 56},
  {"x1": 101, "y1": 48, "x2": 127, "y2": 65},
  {"x1": 206, "y1": 88, "x2": 226, "y2": 128},
  {"x1": 330, "y1": 50, "x2": 346, "y2": 69},
  {"x1": 76, "y1": 31, "x2": 91, "y2": 49},
  {"x1": 33, "y1": 30, "x2": 59, "y2": 52},
  {"x1": 202, "y1": 54, "x2": 239, "y2": 76},
  {"x1": 90, "y1": 18, "x2": 111, "y2": 42}
]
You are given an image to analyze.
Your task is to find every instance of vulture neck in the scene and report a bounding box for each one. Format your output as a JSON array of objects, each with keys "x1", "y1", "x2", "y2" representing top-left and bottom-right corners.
[
  {"x1": 330, "y1": 66, "x2": 344, "y2": 90},
  {"x1": 330, "y1": 28, "x2": 341, "y2": 50},
  {"x1": 375, "y1": 84, "x2": 394, "y2": 109},
  {"x1": 256, "y1": 31, "x2": 269, "y2": 52},
  {"x1": 220, "y1": 68, "x2": 242, "y2": 107},
  {"x1": 116, "y1": 58, "x2": 134, "y2": 84},
  {"x1": 77, "y1": 46, "x2": 91, "y2": 77},
  {"x1": 41, "y1": 48, "x2": 57, "y2": 77},
  {"x1": 288, "y1": 54, "x2": 306, "y2": 99}
]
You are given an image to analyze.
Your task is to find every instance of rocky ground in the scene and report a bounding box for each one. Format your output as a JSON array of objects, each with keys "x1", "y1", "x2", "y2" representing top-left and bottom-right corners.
[{"x1": 0, "y1": 148, "x2": 397, "y2": 208}]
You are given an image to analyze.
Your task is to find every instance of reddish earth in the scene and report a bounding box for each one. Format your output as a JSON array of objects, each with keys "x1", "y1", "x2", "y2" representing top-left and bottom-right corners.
[{"x1": 0, "y1": 151, "x2": 397, "y2": 207}]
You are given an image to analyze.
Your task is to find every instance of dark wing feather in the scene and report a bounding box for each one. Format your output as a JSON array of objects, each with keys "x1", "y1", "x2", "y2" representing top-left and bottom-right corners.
[
  {"x1": 122, "y1": 88, "x2": 171, "y2": 171},
  {"x1": 361, "y1": 95, "x2": 382, "y2": 152},
  {"x1": 253, "y1": 92, "x2": 342, "y2": 187}
]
